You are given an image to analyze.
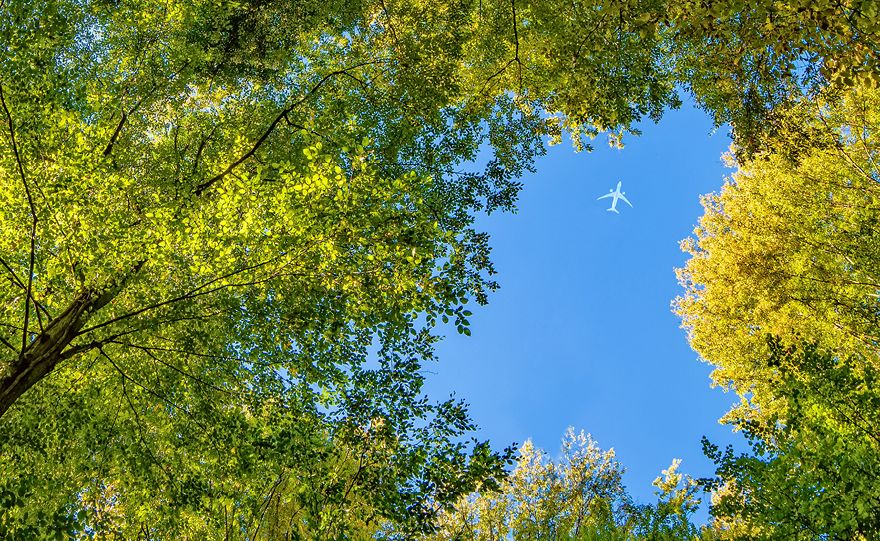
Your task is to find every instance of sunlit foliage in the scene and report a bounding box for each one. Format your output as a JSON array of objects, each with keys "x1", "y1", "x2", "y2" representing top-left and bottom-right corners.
[
  {"x1": 0, "y1": 0, "x2": 876, "y2": 536},
  {"x1": 677, "y1": 83, "x2": 880, "y2": 539},
  {"x1": 420, "y1": 429, "x2": 707, "y2": 541}
]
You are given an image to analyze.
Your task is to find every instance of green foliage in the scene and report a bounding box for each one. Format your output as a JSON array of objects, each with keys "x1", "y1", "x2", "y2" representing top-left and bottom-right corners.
[
  {"x1": 0, "y1": 0, "x2": 686, "y2": 536},
  {"x1": 675, "y1": 82, "x2": 880, "y2": 427},
  {"x1": 703, "y1": 341, "x2": 880, "y2": 540},
  {"x1": 677, "y1": 82, "x2": 880, "y2": 539},
  {"x1": 660, "y1": 0, "x2": 880, "y2": 156},
  {"x1": 0, "y1": 331, "x2": 513, "y2": 538},
  {"x1": 419, "y1": 428, "x2": 707, "y2": 541},
  {"x1": 1, "y1": 0, "x2": 875, "y2": 536}
]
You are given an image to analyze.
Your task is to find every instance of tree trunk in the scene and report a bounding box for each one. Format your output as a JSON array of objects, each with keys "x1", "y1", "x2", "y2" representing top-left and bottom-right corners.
[{"x1": 0, "y1": 289, "x2": 112, "y2": 418}]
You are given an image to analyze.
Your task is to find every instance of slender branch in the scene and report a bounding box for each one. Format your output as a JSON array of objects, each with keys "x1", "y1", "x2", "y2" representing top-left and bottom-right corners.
[
  {"x1": 98, "y1": 58, "x2": 194, "y2": 165},
  {"x1": 0, "y1": 84, "x2": 38, "y2": 355},
  {"x1": 479, "y1": 1, "x2": 524, "y2": 98},
  {"x1": 0, "y1": 254, "x2": 26, "y2": 291},
  {"x1": 192, "y1": 123, "x2": 220, "y2": 177},
  {"x1": 510, "y1": 0, "x2": 523, "y2": 91},
  {"x1": 0, "y1": 322, "x2": 24, "y2": 333},
  {"x1": 193, "y1": 61, "x2": 381, "y2": 196},
  {"x1": 77, "y1": 249, "x2": 298, "y2": 336},
  {"x1": 250, "y1": 472, "x2": 286, "y2": 541},
  {"x1": 378, "y1": 0, "x2": 401, "y2": 51},
  {"x1": 104, "y1": 347, "x2": 179, "y2": 487},
  {"x1": 481, "y1": 58, "x2": 518, "y2": 94},
  {"x1": 282, "y1": 115, "x2": 332, "y2": 141},
  {"x1": 0, "y1": 253, "x2": 50, "y2": 319},
  {"x1": 816, "y1": 101, "x2": 878, "y2": 184},
  {"x1": 342, "y1": 454, "x2": 367, "y2": 503},
  {"x1": 120, "y1": 341, "x2": 234, "y2": 395},
  {"x1": 103, "y1": 111, "x2": 128, "y2": 156},
  {"x1": 103, "y1": 346, "x2": 213, "y2": 435},
  {"x1": 856, "y1": 103, "x2": 880, "y2": 180},
  {"x1": 55, "y1": 325, "x2": 162, "y2": 363},
  {"x1": 0, "y1": 334, "x2": 16, "y2": 353}
]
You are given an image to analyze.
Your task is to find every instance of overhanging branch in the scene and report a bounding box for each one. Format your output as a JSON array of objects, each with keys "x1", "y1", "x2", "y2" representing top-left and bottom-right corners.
[{"x1": 193, "y1": 61, "x2": 383, "y2": 196}]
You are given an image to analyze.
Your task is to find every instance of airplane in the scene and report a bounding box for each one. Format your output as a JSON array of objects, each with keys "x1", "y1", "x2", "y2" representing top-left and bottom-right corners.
[{"x1": 597, "y1": 181, "x2": 633, "y2": 213}]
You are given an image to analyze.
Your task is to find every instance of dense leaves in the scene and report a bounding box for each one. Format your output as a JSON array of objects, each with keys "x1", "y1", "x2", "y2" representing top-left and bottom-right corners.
[
  {"x1": 677, "y1": 83, "x2": 880, "y2": 539},
  {"x1": 419, "y1": 429, "x2": 707, "y2": 541},
  {"x1": 0, "y1": 0, "x2": 685, "y2": 536},
  {"x1": 1, "y1": 0, "x2": 877, "y2": 537},
  {"x1": 662, "y1": 0, "x2": 880, "y2": 156},
  {"x1": 703, "y1": 341, "x2": 880, "y2": 540},
  {"x1": 675, "y1": 83, "x2": 880, "y2": 426}
]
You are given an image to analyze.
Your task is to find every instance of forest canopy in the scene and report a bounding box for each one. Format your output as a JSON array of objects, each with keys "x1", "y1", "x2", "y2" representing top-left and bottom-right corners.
[
  {"x1": 0, "y1": 0, "x2": 878, "y2": 538},
  {"x1": 676, "y1": 81, "x2": 880, "y2": 540}
]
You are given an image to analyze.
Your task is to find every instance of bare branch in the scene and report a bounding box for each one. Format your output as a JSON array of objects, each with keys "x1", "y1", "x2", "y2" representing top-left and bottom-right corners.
[
  {"x1": 192, "y1": 123, "x2": 220, "y2": 177},
  {"x1": 510, "y1": 0, "x2": 523, "y2": 91},
  {"x1": 250, "y1": 472, "x2": 287, "y2": 541}
]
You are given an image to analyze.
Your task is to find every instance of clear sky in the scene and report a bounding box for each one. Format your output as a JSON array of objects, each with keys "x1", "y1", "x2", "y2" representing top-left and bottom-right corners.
[{"x1": 423, "y1": 97, "x2": 746, "y2": 518}]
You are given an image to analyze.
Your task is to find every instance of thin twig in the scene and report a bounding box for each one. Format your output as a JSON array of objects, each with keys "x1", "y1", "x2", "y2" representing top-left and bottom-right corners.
[
  {"x1": 0, "y1": 253, "x2": 51, "y2": 318},
  {"x1": 103, "y1": 111, "x2": 128, "y2": 156},
  {"x1": 77, "y1": 250, "x2": 297, "y2": 336}
]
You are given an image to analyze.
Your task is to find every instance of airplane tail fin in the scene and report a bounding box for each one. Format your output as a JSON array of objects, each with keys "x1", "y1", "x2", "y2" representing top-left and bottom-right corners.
[{"x1": 607, "y1": 208, "x2": 619, "y2": 214}]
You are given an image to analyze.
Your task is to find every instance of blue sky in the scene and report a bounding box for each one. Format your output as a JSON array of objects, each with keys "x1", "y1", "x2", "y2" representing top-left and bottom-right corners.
[{"x1": 424, "y1": 98, "x2": 746, "y2": 517}]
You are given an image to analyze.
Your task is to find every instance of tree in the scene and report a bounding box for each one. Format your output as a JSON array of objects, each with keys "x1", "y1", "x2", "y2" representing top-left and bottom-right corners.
[
  {"x1": 703, "y1": 341, "x2": 880, "y2": 540},
  {"x1": 1, "y1": 0, "x2": 873, "y2": 536},
  {"x1": 675, "y1": 82, "x2": 880, "y2": 425},
  {"x1": 0, "y1": 0, "x2": 679, "y2": 425},
  {"x1": 0, "y1": 0, "x2": 685, "y2": 535},
  {"x1": 675, "y1": 83, "x2": 880, "y2": 538},
  {"x1": 0, "y1": 330, "x2": 516, "y2": 538},
  {"x1": 421, "y1": 428, "x2": 706, "y2": 541},
  {"x1": 660, "y1": 0, "x2": 880, "y2": 156}
]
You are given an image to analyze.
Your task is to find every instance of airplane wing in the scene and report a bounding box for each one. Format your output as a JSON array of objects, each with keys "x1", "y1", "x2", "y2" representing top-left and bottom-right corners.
[
  {"x1": 597, "y1": 193, "x2": 613, "y2": 200},
  {"x1": 619, "y1": 193, "x2": 633, "y2": 207}
]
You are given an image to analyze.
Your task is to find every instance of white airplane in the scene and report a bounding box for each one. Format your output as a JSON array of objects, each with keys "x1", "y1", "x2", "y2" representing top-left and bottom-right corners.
[{"x1": 597, "y1": 181, "x2": 633, "y2": 213}]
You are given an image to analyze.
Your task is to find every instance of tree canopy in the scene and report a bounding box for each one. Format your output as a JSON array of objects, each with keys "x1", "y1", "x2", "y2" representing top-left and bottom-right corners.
[
  {"x1": 421, "y1": 429, "x2": 706, "y2": 541},
  {"x1": 675, "y1": 82, "x2": 880, "y2": 425},
  {"x1": 1, "y1": 0, "x2": 879, "y2": 537},
  {"x1": 676, "y1": 82, "x2": 880, "y2": 539},
  {"x1": 704, "y1": 341, "x2": 880, "y2": 540},
  {"x1": 0, "y1": 0, "x2": 682, "y2": 536}
]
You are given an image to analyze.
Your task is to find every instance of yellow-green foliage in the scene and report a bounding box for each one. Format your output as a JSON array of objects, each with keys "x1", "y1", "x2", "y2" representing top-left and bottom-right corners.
[
  {"x1": 677, "y1": 83, "x2": 880, "y2": 539},
  {"x1": 676, "y1": 83, "x2": 880, "y2": 424},
  {"x1": 424, "y1": 429, "x2": 705, "y2": 541},
  {"x1": 0, "y1": 0, "x2": 875, "y2": 537}
]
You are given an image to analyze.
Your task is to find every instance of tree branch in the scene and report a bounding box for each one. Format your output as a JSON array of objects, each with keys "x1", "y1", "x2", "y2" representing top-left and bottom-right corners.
[
  {"x1": 0, "y1": 253, "x2": 51, "y2": 319},
  {"x1": 77, "y1": 242, "x2": 318, "y2": 336},
  {"x1": 0, "y1": 334, "x2": 16, "y2": 353},
  {"x1": 193, "y1": 61, "x2": 382, "y2": 196},
  {"x1": 103, "y1": 347, "x2": 179, "y2": 487},
  {"x1": 120, "y1": 341, "x2": 235, "y2": 395},
  {"x1": 510, "y1": 0, "x2": 523, "y2": 91},
  {"x1": 102, "y1": 110, "x2": 128, "y2": 156},
  {"x1": 0, "y1": 83, "x2": 38, "y2": 355}
]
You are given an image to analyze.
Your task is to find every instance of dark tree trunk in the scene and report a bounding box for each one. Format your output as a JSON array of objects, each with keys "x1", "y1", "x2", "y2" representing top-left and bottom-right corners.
[{"x1": 0, "y1": 289, "x2": 111, "y2": 417}]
